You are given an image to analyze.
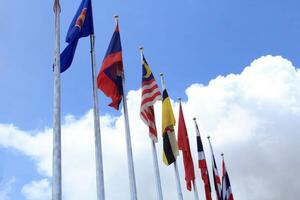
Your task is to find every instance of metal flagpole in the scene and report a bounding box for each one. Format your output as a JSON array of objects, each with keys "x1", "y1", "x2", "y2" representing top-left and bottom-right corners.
[
  {"x1": 151, "y1": 141, "x2": 164, "y2": 200},
  {"x1": 139, "y1": 47, "x2": 163, "y2": 200},
  {"x1": 116, "y1": 16, "x2": 138, "y2": 200},
  {"x1": 53, "y1": 1, "x2": 62, "y2": 200},
  {"x1": 174, "y1": 160, "x2": 184, "y2": 200},
  {"x1": 159, "y1": 73, "x2": 184, "y2": 200},
  {"x1": 89, "y1": 2, "x2": 105, "y2": 200},
  {"x1": 193, "y1": 181, "x2": 200, "y2": 200}
]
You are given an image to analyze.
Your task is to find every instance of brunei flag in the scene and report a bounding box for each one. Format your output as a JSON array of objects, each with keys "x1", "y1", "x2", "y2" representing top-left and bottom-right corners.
[{"x1": 162, "y1": 88, "x2": 179, "y2": 165}]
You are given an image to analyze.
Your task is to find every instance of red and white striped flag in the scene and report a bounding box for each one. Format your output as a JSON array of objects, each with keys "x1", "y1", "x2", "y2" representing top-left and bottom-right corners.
[
  {"x1": 221, "y1": 155, "x2": 234, "y2": 200},
  {"x1": 208, "y1": 137, "x2": 222, "y2": 200},
  {"x1": 194, "y1": 119, "x2": 212, "y2": 200},
  {"x1": 140, "y1": 53, "x2": 161, "y2": 142}
]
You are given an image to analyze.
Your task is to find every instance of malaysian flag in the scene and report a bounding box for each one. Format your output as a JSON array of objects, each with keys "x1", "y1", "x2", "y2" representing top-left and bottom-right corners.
[
  {"x1": 193, "y1": 118, "x2": 212, "y2": 200},
  {"x1": 221, "y1": 155, "x2": 234, "y2": 200},
  {"x1": 208, "y1": 137, "x2": 222, "y2": 200},
  {"x1": 140, "y1": 53, "x2": 161, "y2": 142}
]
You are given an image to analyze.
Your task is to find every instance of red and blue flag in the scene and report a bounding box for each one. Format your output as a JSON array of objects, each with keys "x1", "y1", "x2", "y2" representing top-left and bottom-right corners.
[
  {"x1": 60, "y1": 0, "x2": 94, "y2": 73},
  {"x1": 221, "y1": 156, "x2": 234, "y2": 200},
  {"x1": 97, "y1": 23, "x2": 123, "y2": 110}
]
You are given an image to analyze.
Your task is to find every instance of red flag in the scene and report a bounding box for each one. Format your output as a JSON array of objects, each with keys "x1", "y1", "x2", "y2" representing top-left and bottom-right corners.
[{"x1": 177, "y1": 101, "x2": 195, "y2": 191}]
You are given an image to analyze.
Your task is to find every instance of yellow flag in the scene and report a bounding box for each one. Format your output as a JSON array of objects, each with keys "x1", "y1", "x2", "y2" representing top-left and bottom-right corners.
[{"x1": 162, "y1": 89, "x2": 179, "y2": 165}]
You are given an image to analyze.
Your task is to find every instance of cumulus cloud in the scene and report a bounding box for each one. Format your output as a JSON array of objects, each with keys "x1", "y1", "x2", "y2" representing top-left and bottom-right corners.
[
  {"x1": 22, "y1": 179, "x2": 51, "y2": 200},
  {"x1": 0, "y1": 55, "x2": 300, "y2": 200}
]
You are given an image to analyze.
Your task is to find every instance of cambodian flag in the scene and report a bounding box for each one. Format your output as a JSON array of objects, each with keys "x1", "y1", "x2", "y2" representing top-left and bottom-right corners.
[{"x1": 97, "y1": 22, "x2": 123, "y2": 110}]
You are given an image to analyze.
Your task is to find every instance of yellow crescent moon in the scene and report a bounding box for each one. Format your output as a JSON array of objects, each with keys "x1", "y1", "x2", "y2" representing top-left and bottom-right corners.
[{"x1": 143, "y1": 63, "x2": 152, "y2": 78}]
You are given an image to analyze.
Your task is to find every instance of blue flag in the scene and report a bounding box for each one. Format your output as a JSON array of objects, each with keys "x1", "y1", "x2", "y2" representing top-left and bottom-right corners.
[{"x1": 60, "y1": 0, "x2": 94, "y2": 73}]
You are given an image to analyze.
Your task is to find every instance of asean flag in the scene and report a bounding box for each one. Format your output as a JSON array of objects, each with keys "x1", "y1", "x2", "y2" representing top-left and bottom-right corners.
[{"x1": 97, "y1": 23, "x2": 123, "y2": 110}]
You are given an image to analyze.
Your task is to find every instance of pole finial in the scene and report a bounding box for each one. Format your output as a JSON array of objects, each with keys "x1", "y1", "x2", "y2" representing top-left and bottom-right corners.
[
  {"x1": 160, "y1": 73, "x2": 164, "y2": 77},
  {"x1": 53, "y1": 0, "x2": 61, "y2": 13},
  {"x1": 139, "y1": 46, "x2": 144, "y2": 52},
  {"x1": 221, "y1": 153, "x2": 224, "y2": 157},
  {"x1": 207, "y1": 135, "x2": 211, "y2": 140},
  {"x1": 178, "y1": 97, "x2": 182, "y2": 102},
  {"x1": 114, "y1": 15, "x2": 119, "y2": 24},
  {"x1": 193, "y1": 117, "x2": 196, "y2": 121}
]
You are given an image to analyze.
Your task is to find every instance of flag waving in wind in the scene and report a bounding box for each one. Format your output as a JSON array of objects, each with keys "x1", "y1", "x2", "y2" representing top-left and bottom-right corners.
[
  {"x1": 60, "y1": 0, "x2": 94, "y2": 73},
  {"x1": 208, "y1": 137, "x2": 222, "y2": 200},
  {"x1": 221, "y1": 155, "x2": 234, "y2": 200},
  {"x1": 177, "y1": 101, "x2": 195, "y2": 191},
  {"x1": 140, "y1": 53, "x2": 161, "y2": 142},
  {"x1": 161, "y1": 81, "x2": 178, "y2": 166},
  {"x1": 194, "y1": 118, "x2": 212, "y2": 200},
  {"x1": 97, "y1": 22, "x2": 123, "y2": 110}
]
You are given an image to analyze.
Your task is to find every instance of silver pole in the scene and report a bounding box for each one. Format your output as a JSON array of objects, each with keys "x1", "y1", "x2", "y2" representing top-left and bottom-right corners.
[
  {"x1": 121, "y1": 72, "x2": 138, "y2": 200},
  {"x1": 90, "y1": 34, "x2": 105, "y2": 200},
  {"x1": 173, "y1": 161, "x2": 184, "y2": 200},
  {"x1": 151, "y1": 140, "x2": 164, "y2": 200},
  {"x1": 193, "y1": 181, "x2": 200, "y2": 200},
  {"x1": 139, "y1": 47, "x2": 163, "y2": 200},
  {"x1": 52, "y1": 1, "x2": 62, "y2": 200},
  {"x1": 159, "y1": 73, "x2": 183, "y2": 200}
]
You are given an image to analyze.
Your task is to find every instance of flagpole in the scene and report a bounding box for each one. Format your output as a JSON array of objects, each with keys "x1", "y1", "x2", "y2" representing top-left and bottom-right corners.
[
  {"x1": 115, "y1": 15, "x2": 138, "y2": 200},
  {"x1": 174, "y1": 161, "x2": 184, "y2": 200},
  {"x1": 193, "y1": 181, "x2": 200, "y2": 200},
  {"x1": 159, "y1": 73, "x2": 184, "y2": 200},
  {"x1": 89, "y1": 2, "x2": 105, "y2": 199},
  {"x1": 221, "y1": 153, "x2": 224, "y2": 200},
  {"x1": 139, "y1": 47, "x2": 164, "y2": 200},
  {"x1": 53, "y1": 1, "x2": 62, "y2": 200}
]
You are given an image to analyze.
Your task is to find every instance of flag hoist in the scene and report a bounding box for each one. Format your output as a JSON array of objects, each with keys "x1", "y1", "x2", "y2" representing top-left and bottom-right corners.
[
  {"x1": 193, "y1": 118, "x2": 212, "y2": 200},
  {"x1": 159, "y1": 73, "x2": 183, "y2": 200},
  {"x1": 53, "y1": 0, "x2": 62, "y2": 199},
  {"x1": 177, "y1": 99, "x2": 199, "y2": 200},
  {"x1": 207, "y1": 136, "x2": 222, "y2": 200},
  {"x1": 59, "y1": 0, "x2": 105, "y2": 199},
  {"x1": 139, "y1": 47, "x2": 164, "y2": 200},
  {"x1": 97, "y1": 16, "x2": 137, "y2": 200}
]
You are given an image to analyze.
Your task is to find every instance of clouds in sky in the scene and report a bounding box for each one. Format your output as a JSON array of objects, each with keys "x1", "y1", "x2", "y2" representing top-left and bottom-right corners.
[{"x1": 0, "y1": 55, "x2": 300, "y2": 200}]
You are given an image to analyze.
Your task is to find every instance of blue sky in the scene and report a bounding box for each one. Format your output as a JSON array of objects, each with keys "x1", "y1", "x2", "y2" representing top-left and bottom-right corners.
[{"x1": 1, "y1": 0, "x2": 300, "y2": 199}]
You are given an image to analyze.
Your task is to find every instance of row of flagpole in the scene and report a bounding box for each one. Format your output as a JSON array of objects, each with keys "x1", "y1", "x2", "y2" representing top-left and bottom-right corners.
[{"x1": 52, "y1": 1, "x2": 235, "y2": 200}]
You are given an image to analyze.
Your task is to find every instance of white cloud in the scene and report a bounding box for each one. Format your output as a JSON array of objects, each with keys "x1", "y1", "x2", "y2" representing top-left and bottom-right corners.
[
  {"x1": 0, "y1": 55, "x2": 300, "y2": 199},
  {"x1": 22, "y1": 179, "x2": 51, "y2": 200}
]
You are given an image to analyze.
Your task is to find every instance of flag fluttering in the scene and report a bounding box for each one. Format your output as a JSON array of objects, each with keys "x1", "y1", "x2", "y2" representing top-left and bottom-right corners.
[
  {"x1": 97, "y1": 22, "x2": 123, "y2": 110},
  {"x1": 221, "y1": 155, "x2": 234, "y2": 200},
  {"x1": 140, "y1": 53, "x2": 161, "y2": 142},
  {"x1": 161, "y1": 77, "x2": 178, "y2": 166},
  {"x1": 194, "y1": 118, "x2": 212, "y2": 200},
  {"x1": 177, "y1": 100, "x2": 195, "y2": 191},
  {"x1": 60, "y1": 0, "x2": 94, "y2": 73},
  {"x1": 208, "y1": 137, "x2": 222, "y2": 200}
]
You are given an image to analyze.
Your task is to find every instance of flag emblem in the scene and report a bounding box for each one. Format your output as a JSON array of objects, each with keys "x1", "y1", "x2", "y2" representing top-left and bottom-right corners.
[
  {"x1": 140, "y1": 54, "x2": 161, "y2": 141},
  {"x1": 75, "y1": 8, "x2": 87, "y2": 29}
]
